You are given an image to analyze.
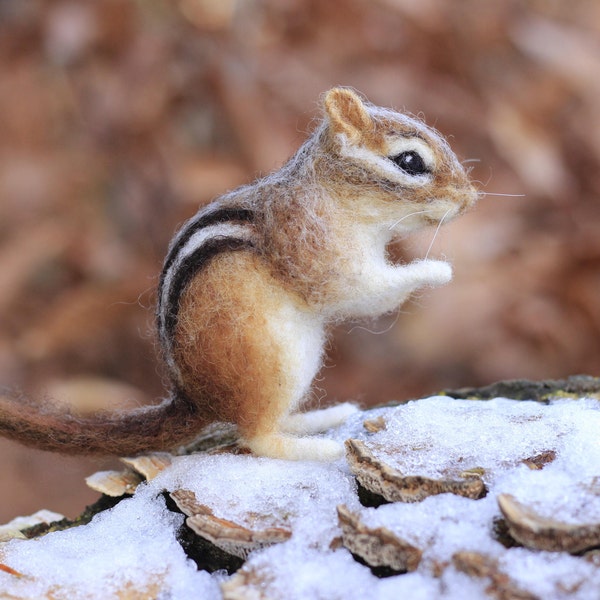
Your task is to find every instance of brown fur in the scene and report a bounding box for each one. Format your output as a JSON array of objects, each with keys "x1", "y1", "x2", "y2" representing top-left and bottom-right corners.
[{"x1": 173, "y1": 251, "x2": 317, "y2": 443}]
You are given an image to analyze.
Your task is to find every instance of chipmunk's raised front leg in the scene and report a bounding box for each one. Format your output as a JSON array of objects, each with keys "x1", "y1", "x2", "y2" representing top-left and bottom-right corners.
[
  {"x1": 376, "y1": 258, "x2": 453, "y2": 314},
  {"x1": 394, "y1": 258, "x2": 453, "y2": 291},
  {"x1": 331, "y1": 254, "x2": 453, "y2": 319}
]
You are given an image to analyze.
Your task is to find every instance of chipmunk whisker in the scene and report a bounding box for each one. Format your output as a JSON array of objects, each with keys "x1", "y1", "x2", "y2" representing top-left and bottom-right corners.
[
  {"x1": 388, "y1": 209, "x2": 434, "y2": 231},
  {"x1": 479, "y1": 191, "x2": 526, "y2": 198},
  {"x1": 425, "y1": 207, "x2": 453, "y2": 260}
]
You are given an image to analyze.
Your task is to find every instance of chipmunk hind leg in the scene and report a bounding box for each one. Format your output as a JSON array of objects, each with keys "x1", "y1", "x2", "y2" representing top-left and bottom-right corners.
[
  {"x1": 174, "y1": 253, "x2": 343, "y2": 461},
  {"x1": 280, "y1": 402, "x2": 359, "y2": 436}
]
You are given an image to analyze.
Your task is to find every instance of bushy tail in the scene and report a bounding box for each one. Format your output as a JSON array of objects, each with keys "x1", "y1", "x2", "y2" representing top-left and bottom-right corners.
[{"x1": 0, "y1": 388, "x2": 205, "y2": 456}]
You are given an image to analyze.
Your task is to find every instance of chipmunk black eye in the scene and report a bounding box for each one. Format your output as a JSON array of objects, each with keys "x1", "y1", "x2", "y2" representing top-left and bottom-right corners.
[{"x1": 390, "y1": 151, "x2": 429, "y2": 176}]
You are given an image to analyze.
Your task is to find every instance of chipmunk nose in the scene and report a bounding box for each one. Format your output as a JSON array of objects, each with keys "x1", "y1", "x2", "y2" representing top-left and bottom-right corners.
[
  {"x1": 462, "y1": 184, "x2": 479, "y2": 210},
  {"x1": 470, "y1": 184, "x2": 480, "y2": 204}
]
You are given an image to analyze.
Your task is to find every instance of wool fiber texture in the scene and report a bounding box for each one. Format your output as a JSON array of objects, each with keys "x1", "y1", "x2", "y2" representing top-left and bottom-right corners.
[{"x1": 0, "y1": 88, "x2": 478, "y2": 460}]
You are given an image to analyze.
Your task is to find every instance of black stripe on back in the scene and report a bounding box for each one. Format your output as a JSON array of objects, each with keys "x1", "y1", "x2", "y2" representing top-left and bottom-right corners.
[
  {"x1": 162, "y1": 208, "x2": 255, "y2": 279},
  {"x1": 162, "y1": 237, "x2": 254, "y2": 339}
]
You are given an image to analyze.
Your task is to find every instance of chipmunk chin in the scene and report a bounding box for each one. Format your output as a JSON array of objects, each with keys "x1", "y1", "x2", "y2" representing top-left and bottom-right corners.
[{"x1": 422, "y1": 203, "x2": 459, "y2": 226}]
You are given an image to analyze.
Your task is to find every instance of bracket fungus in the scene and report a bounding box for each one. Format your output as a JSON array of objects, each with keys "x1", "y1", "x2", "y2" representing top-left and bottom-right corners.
[{"x1": 345, "y1": 438, "x2": 486, "y2": 503}]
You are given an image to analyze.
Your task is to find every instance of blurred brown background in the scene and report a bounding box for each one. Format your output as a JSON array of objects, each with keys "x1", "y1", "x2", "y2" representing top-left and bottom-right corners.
[{"x1": 1, "y1": 0, "x2": 599, "y2": 521}]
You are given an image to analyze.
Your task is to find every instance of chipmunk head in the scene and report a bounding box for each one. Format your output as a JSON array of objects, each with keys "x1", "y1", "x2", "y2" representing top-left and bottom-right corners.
[{"x1": 322, "y1": 87, "x2": 478, "y2": 231}]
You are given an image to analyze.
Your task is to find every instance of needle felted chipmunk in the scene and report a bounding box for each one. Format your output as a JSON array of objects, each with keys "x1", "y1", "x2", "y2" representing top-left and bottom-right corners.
[{"x1": 0, "y1": 88, "x2": 477, "y2": 461}]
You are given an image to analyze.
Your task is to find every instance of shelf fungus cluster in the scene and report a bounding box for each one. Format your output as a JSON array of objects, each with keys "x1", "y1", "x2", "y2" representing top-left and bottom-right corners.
[
  {"x1": 0, "y1": 389, "x2": 599, "y2": 599},
  {"x1": 333, "y1": 433, "x2": 487, "y2": 576},
  {"x1": 337, "y1": 409, "x2": 600, "y2": 578}
]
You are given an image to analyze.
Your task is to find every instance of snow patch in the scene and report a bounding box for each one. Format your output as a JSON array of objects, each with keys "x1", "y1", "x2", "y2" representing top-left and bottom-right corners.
[{"x1": 0, "y1": 396, "x2": 599, "y2": 598}]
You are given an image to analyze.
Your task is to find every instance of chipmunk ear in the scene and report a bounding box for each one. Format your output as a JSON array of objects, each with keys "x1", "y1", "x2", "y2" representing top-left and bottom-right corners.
[{"x1": 324, "y1": 87, "x2": 373, "y2": 144}]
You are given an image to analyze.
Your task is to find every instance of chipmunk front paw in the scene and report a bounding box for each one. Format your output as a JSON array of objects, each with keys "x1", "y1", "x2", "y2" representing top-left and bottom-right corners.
[{"x1": 411, "y1": 259, "x2": 453, "y2": 287}]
